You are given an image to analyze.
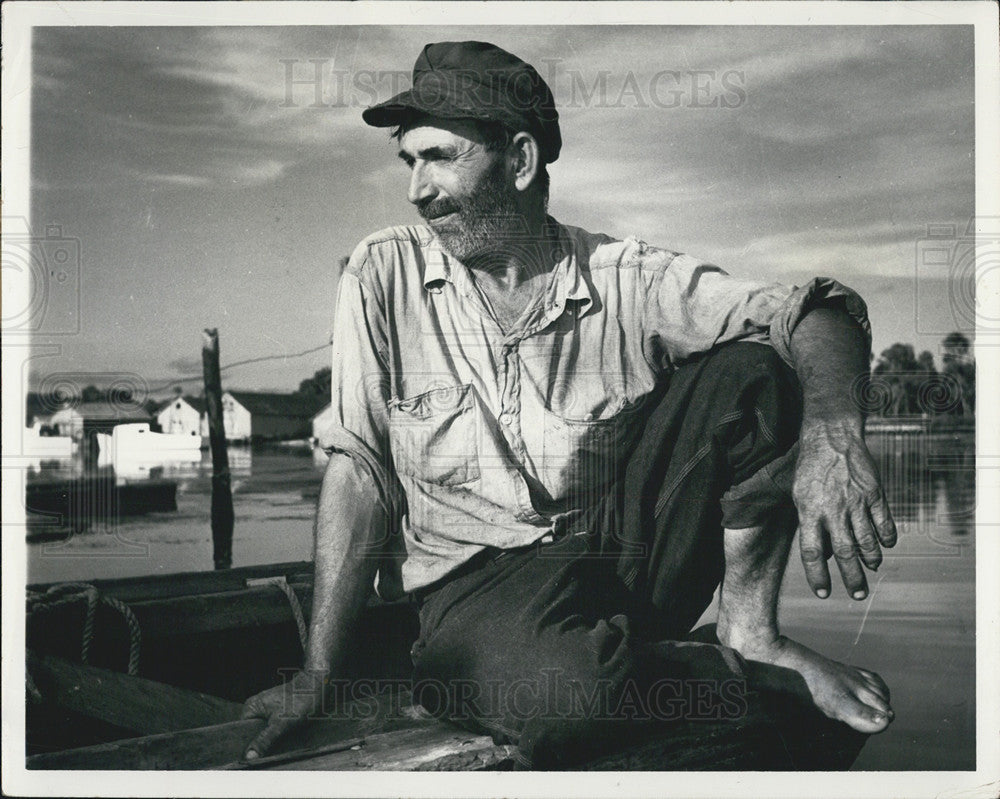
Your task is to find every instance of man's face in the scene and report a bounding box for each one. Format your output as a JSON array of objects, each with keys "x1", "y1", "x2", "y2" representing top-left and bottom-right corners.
[{"x1": 398, "y1": 118, "x2": 521, "y2": 262}]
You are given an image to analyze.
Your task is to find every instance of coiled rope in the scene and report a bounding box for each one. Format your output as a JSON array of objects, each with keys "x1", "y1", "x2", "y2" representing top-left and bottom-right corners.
[{"x1": 27, "y1": 582, "x2": 142, "y2": 675}]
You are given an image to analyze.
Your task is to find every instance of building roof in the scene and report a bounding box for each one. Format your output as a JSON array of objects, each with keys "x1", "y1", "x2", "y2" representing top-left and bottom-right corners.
[
  {"x1": 156, "y1": 395, "x2": 206, "y2": 414},
  {"x1": 228, "y1": 391, "x2": 326, "y2": 419}
]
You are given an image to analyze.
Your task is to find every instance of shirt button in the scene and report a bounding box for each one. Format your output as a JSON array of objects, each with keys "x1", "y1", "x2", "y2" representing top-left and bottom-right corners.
[{"x1": 499, "y1": 413, "x2": 513, "y2": 426}]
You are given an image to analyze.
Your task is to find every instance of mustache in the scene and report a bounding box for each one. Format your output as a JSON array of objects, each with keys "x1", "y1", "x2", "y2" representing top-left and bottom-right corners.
[{"x1": 417, "y1": 198, "x2": 462, "y2": 221}]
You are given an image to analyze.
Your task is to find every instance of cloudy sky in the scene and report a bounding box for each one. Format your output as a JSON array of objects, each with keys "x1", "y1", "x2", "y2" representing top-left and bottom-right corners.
[{"x1": 28, "y1": 24, "x2": 974, "y2": 396}]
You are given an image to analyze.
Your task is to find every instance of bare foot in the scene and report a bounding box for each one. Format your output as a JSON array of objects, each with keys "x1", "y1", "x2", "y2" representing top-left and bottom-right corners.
[{"x1": 722, "y1": 631, "x2": 894, "y2": 734}]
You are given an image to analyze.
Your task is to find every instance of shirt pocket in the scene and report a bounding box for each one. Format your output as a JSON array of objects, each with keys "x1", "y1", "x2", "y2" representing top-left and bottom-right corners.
[
  {"x1": 388, "y1": 383, "x2": 481, "y2": 486},
  {"x1": 541, "y1": 396, "x2": 644, "y2": 497}
]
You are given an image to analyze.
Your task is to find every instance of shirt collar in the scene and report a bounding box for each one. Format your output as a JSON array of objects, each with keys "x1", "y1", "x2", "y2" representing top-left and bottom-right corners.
[
  {"x1": 544, "y1": 218, "x2": 594, "y2": 319},
  {"x1": 422, "y1": 232, "x2": 452, "y2": 293},
  {"x1": 421, "y1": 217, "x2": 595, "y2": 317}
]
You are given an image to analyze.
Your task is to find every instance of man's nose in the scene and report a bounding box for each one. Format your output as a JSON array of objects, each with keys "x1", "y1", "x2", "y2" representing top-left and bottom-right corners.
[{"x1": 407, "y1": 163, "x2": 435, "y2": 205}]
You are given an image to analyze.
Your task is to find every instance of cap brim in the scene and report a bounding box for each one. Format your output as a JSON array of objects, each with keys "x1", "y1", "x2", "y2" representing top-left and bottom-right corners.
[
  {"x1": 361, "y1": 91, "x2": 421, "y2": 127},
  {"x1": 362, "y1": 88, "x2": 497, "y2": 128}
]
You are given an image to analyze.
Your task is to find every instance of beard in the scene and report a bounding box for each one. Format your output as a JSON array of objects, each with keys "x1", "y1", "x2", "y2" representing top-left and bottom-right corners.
[{"x1": 416, "y1": 158, "x2": 526, "y2": 264}]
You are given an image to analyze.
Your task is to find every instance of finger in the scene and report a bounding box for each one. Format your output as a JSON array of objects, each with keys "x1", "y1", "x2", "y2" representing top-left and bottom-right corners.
[
  {"x1": 798, "y1": 516, "x2": 831, "y2": 598},
  {"x1": 240, "y1": 697, "x2": 263, "y2": 721},
  {"x1": 867, "y1": 488, "x2": 898, "y2": 548},
  {"x1": 244, "y1": 719, "x2": 290, "y2": 761},
  {"x1": 830, "y1": 515, "x2": 869, "y2": 599},
  {"x1": 850, "y1": 506, "x2": 882, "y2": 570}
]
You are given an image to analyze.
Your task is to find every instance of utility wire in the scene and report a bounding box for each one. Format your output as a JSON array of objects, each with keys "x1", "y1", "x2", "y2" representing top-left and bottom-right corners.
[{"x1": 143, "y1": 341, "x2": 331, "y2": 396}]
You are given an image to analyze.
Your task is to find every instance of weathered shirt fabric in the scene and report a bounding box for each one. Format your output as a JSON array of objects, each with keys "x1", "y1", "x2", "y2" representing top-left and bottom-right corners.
[{"x1": 322, "y1": 219, "x2": 870, "y2": 597}]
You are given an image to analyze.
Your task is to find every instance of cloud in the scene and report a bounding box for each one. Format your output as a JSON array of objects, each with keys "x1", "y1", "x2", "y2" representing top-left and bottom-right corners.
[
  {"x1": 138, "y1": 172, "x2": 212, "y2": 188},
  {"x1": 28, "y1": 25, "x2": 976, "y2": 390},
  {"x1": 166, "y1": 356, "x2": 203, "y2": 374},
  {"x1": 31, "y1": 28, "x2": 367, "y2": 192},
  {"x1": 225, "y1": 159, "x2": 289, "y2": 185},
  {"x1": 538, "y1": 26, "x2": 974, "y2": 287}
]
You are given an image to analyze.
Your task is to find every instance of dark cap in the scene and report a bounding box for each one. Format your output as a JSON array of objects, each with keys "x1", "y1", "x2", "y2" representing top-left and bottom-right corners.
[{"x1": 362, "y1": 41, "x2": 561, "y2": 164}]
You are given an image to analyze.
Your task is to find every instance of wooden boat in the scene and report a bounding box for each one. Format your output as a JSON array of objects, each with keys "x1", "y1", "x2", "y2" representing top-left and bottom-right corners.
[
  {"x1": 25, "y1": 476, "x2": 178, "y2": 540},
  {"x1": 25, "y1": 561, "x2": 868, "y2": 771}
]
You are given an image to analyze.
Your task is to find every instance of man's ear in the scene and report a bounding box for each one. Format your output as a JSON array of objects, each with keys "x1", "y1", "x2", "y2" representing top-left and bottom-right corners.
[{"x1": 510, "y1": 132, "x2": 540, "y2": 193}]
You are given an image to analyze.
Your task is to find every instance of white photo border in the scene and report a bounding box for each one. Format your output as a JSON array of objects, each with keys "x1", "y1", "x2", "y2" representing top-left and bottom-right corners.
[{"x1": 3, "y1": 2, "x2": 998, "y2": 797}]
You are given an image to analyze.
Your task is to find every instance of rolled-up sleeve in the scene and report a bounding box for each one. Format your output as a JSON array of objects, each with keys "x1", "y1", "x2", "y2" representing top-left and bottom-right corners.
[
  {"x1": 323, "y1": 249, "x2": 403, "y2": 524},
  {"x1": 766, "y1": 277, "x2": 872, "y2": 367},
  {"x1": 643, "y1": 251, "x2": 871, "y2": 369}
]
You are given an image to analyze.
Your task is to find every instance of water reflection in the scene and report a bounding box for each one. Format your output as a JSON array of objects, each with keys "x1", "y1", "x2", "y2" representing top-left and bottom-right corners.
[
  {"x1": 867, "y1": 431, "x2": 975, "y2": 548},
  {"x1": 23, "y1": 446, "x2": 259, "y2": 538},
  {"x1": 25, "y1": 434, "x2": 974, "y2": 545}
]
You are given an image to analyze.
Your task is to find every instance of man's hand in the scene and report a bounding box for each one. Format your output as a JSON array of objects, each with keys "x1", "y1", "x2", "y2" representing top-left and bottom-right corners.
[
  {"x1": 240, "y1": 454, "x2": 385, "y2": 758},
  {"x1": 240, "y1": 669, "x2": 327, "y2": 760},
  {"x1": 793, "y1": 419, "x2": 897, "y2": 599}
]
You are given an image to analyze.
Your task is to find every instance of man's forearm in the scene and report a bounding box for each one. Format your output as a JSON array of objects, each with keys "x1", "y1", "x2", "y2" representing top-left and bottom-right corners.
[
  {"x1": 787, "y1": 306, "x2": 869, "y2": 433},
  {"x1": 304, "y1": 453, "x2": 384, "y2": 675},
  {"x1": 784, "y1": 304, "x2": 896, "y2": 599}
]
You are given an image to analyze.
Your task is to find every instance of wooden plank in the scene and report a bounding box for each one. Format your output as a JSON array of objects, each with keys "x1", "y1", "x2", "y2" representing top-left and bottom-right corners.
[
  {"x1": 116, "y1": 583, "x2": 412, "y2": 640},
  {"x1": 27, "y1": 560, "x2": 314, "y2": 603},
  {"x1": 126, "y1": 583, "x2": 315, "y2": 638},
  {"x1": 28, "y1": 719, "x2": 265, "y2": 770},
  {"x1": 221, "y1": 738, "x2": 366, "y2": 770},
  {"x1": 27, "y1": 686, "x2": 433, "y2": 770},
  {"x1": 270, "y1": 725, "x2": 516, "y2": 771},
  {"x1": 28, "y1": 578, "x2": 315, "y2": 645},
  {"x1": 81, "y1": 560, "x2": 312, "y2": 602},
  {"x1": 28, "y1": 652, "x2": 243, "y2": 736},
  {"x1": 26, "y1": 717, "x2": 513, "y2": 772}
]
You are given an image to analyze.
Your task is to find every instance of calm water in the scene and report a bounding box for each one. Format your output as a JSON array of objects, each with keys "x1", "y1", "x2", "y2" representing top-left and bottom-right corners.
[
  {"x1": 26, "y1": 446, "x2": 325, "y2": 583},
  {"x1": 24, "y1": 432, "x2": 975, "y2": 770},
  {"x1": 780, "y1": 431, "x2": 975, "y2": 771}
]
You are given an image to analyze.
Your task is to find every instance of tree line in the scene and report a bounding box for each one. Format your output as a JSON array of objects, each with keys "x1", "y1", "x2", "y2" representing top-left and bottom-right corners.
[{"x1": 866, "y1": 332, "x2": 974, "y2": 418}]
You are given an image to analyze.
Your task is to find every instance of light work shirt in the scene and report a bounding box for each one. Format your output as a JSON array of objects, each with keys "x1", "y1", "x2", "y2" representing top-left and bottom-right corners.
[{"x1": 321, "y1": 219, "x2": 871, "y2": 597}]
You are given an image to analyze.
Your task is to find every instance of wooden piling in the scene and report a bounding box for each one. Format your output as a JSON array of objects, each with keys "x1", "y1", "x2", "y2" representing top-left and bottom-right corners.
[{"x1": 202, "y1": 329, "x2": 234, "y2": 570}]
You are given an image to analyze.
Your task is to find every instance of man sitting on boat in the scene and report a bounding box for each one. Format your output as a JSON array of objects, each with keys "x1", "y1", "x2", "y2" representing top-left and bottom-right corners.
[{"x1": 243, "y1": 41, "x2": 897, "y2": 767}]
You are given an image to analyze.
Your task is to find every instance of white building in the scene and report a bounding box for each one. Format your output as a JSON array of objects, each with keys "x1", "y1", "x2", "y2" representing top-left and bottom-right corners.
[
  {"x1": 200, "y1": 392, "x2": 252, "y2": 441},
  {"x1": 311, "y1": 403, "x2": 334, "y2": 447},
  {"x1": 193, "y1": 392, "x2": 324, "y2": 442},
  {"x1": 157, "y1": 395, "x2": 204, "y2": 438}
]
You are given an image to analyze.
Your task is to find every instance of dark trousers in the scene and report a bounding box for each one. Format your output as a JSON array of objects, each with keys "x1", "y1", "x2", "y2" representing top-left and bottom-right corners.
[{"x1": 409, "y1": 343, "x2": 804, "y2": 767}]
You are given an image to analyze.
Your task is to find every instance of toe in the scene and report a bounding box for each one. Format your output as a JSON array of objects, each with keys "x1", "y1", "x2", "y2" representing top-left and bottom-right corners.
[
  {"x1": 857, "y1": 669, "x2": 891, "y2": 701},
  {"x1": 861, "y1": 709, "x2": 893, "y2": 733},
  {"x1": 840, "y1": 693, "x2": 893, "y2": 733},
  {"x1": 854, "y1": 684, "x2": 892, "y2": 716}
]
